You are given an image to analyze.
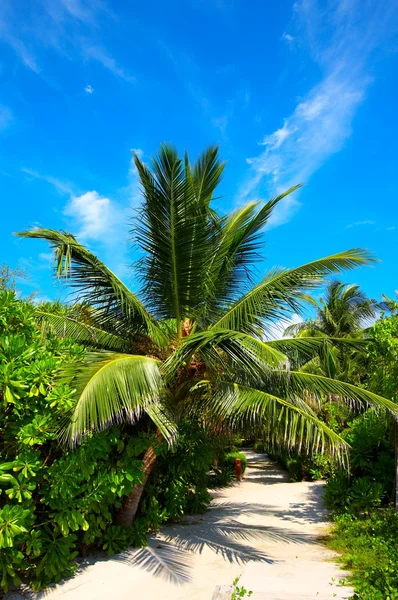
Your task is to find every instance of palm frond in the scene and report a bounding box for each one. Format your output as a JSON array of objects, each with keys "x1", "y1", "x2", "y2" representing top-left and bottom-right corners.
[
  {"x1": 131, "y1": 145, "x2": 216, "y2": 330},
  {"x1": 189, "y1": 145, "x2": 226, "y2": 206},
  {"x1": 16, "y1": 229, "x2": 164, "y2": 346},
  {"x1": 164, "y1": 328, "x2": 287, "y2": 380},
  {"x1": 297, "y1": 280, "x2": 382, "y2": 338},
  {"x1": 212, "y1": 249, "x2": 376, "y2": 334},
  {"x1": 192, "y1": 380, "x2": 348, "y2": 461},
  {"x1": 289, "y1": 371, "x2": 398, "y2": 414},
  {"x1": 202, "y1": 186, "x2": 302, "y2": 320},
  {"x1": 61, "y1": 353, "x2": 170, "y2": 445},
  {"x1": 267, "y1": 336, "x2": 368, "y2": 359},
  {"x1": 36, "y1": 311, "x2": 130, "y2": 352}
]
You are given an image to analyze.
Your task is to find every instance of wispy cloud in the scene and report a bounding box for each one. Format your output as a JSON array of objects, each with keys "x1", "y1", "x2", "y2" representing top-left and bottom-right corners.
[
  {"x1": 0, "y1": 105, "x2": 12, "y2": 130},
  {"x1": 83, "y1": 46, "x2": 136, "y2": 83},
  {"x1": 84, "y1": 84, "x2": 94, "y2": 94},
  {"x1": 0, "y1": 0, "x2": 133, "y2": 83},
  {"x1": 241, "y1": 0, "x2": 398, "y2": 227},
  {"x1": 281, "y1": 32, "x2": 295, "y2": 43},
  {"x1": 345, "y1": 219, "x2": 375, "y2": 229},
  {"x1": 21, "y1": 168, "x2": 75, "y2": 195}
]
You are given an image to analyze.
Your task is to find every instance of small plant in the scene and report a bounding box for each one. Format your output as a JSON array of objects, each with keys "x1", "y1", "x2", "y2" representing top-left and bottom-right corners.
[
  {"x1": 231, "y1": 576, "x2": 253, "y2": 599},
  {"x1": 328, "y1": 508, "x2": 398, "y2": 598}
]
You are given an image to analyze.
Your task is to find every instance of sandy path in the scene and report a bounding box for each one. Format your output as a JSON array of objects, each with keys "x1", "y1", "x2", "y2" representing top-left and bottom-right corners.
[{"x1": 33, "y1": 450, "x2": 352, "y2": 600}]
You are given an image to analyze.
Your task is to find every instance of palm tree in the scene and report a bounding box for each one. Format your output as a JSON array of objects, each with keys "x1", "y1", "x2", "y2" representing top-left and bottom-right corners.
[
  {"x1": 284, "y1": 280, "x2": 381, "y2": 380},
  {"x1": 16, "y1": 145, "x2": 398, "y2": 528},
  {"x1": 285, "y1": 280, "x2": 380, "y2": 338}
]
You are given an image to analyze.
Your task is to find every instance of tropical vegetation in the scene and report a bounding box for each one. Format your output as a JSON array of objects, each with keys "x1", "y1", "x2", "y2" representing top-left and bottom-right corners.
[
  {"x1": 15, "y1": 145, "x2": 396, "y2": 524},
  {"x1": 1, "y1": 144, "x2": 397, "y2": 596}
]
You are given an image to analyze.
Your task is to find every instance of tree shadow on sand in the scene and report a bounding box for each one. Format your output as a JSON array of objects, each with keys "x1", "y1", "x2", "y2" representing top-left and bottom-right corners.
[{"x1": 114, "y1": 496, "x2": 315, "y2": 585}]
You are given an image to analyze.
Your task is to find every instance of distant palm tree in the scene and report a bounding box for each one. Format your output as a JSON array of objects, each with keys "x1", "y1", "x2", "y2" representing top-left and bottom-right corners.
[
  {"x1": 284, "y1": 280, "x2": 381, "y2": 380},
  {"x1": 17, "y1": 145, "x2": 397, "y2": 528},
  {"x1": 285, "y1": 280, "x2": 380, "y2": 338}
]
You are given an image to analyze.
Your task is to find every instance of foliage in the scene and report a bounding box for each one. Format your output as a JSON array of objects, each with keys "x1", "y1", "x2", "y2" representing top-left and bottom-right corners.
[
  {"x1": 284, "y1": 280, "x2": 380, "y2": 382},
  {"x1": 328, "y1": 509, "x2": 398, "y2": 599},
  {"x1": 141, "y1": 420, "x2": 222, "y2": 523},
  {"x1": 0, "y1": 264, "x2": 28, "y2": 293},
  {"x1": 366, "y1": 308, "x2": 398, "y2": 401},
  {"x1": 0, "y1": 292, "x2": 227, "y2": 592},
  {"x1": 15, "y1": 144, "x2": 397, "y2": 468},
  {"x1": 209, "y1": 451, "x2": 248, "y2": 486},
  {"x1": 231, "y1": 576, "x2": 253, "y2": 599},
  {"x1": 266, "y1": 448, "x2": 335, "y2": 482},
  {"x1": 222, "y1": 451, "x2": 248, "y2": 475},
  {"x1": 324, "y1": 411, "x2": 394, "y2": 514}
]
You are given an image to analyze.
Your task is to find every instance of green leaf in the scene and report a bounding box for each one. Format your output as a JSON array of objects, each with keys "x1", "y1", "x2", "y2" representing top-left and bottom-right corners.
[
  {"x1": 212, "y1": 249, "x2": 376, "y2": 334},
  {"x1": 15, "y1": 229, "x2": 164, "y2": 347},
  {"x1": 62, "y1": 353, "x2": 170, "y2": 445}
]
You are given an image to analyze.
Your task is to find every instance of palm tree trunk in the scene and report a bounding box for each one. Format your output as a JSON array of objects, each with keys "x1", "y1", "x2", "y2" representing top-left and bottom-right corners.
[{"x1": 115, "y1": 438, "x2": 160, "y2": 529}]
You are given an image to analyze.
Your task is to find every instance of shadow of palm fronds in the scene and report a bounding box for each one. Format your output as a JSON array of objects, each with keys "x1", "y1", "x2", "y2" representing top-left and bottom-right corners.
[{"x1": 116, "y1": 538, "x2": 195, "y2": 585}]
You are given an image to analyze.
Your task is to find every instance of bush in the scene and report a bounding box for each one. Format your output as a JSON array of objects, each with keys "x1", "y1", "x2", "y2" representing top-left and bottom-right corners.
[
  {"x1": 328, "y1": 509, "x2": 398, "y2": 599},
  {"x1": 324, "y1": 411, "x2": 394, "y2": 513},
  {"x1": 222, "y1": 452, "x2": 247, "y2": 475},
  {"x1": 0, "y1": 292, "x2": 223, "y2": 593},
  {"x1": 207, "y1": 450, "x2": 248, "y2": 488},
  {"x1": 141, "y1": 419, "x2": 221, "y2": 522},
  {"x1": 268, "y1": 449, "x2": 335, "y2": 482}
]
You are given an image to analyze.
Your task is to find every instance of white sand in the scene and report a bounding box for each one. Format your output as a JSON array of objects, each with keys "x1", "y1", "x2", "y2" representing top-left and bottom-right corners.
[{"x1": 32, "y1": 450, "x2": 353, "y2": 600}]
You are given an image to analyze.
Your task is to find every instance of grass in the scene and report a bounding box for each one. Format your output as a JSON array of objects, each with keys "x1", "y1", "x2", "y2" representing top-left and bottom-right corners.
[{"x1": 327, "y1": 508, "x2": 398, "y2": 599}]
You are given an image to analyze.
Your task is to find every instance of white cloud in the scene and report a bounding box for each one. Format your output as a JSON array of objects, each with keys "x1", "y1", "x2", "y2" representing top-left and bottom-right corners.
[
  {"x1": 281, "y1": 32, "x2": 295, "y2": 42},
  {"x1": 0, "y1": 1, "x2": 132, "y2": 83},
  {"x1": 22, "y1": 156, "x2": 138, "y2": 245},
  {"x1": 21, "y1": 168, "x2": 74, "y2": 195},
  {"x1": 63, "y1": 191, "x2": 116, "y2": 241},
  {"x1": 84, "y1": 84, "x2": 94, "y2": 94},
  {"x1": 345, "y1": 220, "x2": 375, "y2": 229},
  {"x1": 241, "y1": 0, "x2": 398, "y2": 228},
  {"x1": 84, "y1": 46, "x2": 136, "y2": 83},
  {"x1": 0, "y1": 105, "x2": 12, "y2": 130}
]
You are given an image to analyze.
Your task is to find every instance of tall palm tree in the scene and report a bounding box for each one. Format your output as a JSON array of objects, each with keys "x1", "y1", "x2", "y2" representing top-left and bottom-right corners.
[
  {"x1": 16, "y1": 145, "x2": 398, "y2": 528},
  {"x1": 284, "y1": 280, "x2": 381, "y2": 380},
  {"x1": 285, "y1": 280, "x2": 380, "y2": 338}
]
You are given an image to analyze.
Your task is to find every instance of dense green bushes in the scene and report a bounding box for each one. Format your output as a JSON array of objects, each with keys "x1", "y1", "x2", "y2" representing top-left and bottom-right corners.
[
  {"x1": 0, "y1": 291, "x2": 152, "y2": 590},
  {"x1": 324, "y1": 411, "x2": 394, "y2": 514},
  {"x1": 0, "y1": 292, "x2": 230, "y2": 593},
  {"x1": 328, "y1": 509, "x2": 398, "y2": 600}
]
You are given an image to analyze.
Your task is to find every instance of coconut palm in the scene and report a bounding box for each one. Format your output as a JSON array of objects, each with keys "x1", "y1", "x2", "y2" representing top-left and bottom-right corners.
[
  {"x1": 285, "y1": 280, "x2": 380, "y2": 338},
  {"x1": 284, "y1": 280, "x2": 381, "y2": 380},
  {"x1": 16, "y1": 145, "x2": 398, "y2": 528}
]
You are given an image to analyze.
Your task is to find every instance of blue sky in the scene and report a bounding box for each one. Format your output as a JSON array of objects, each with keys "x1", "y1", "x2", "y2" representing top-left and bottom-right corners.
[{"x1": 1, "y1": 0, "x2": 397, "y2": 307}]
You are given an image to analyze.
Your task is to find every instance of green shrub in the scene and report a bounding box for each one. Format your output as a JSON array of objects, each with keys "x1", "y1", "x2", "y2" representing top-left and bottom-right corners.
[
  {"x1": 268, "y1": 449, "x2": 335, "y2": 482},
  {"x1": 141, "y1": 419, "x2": 221, "y2": 522},
  {"x1": 328, "y1": 509, "x2": 398, "y2": 599},
  {"x1": 222, "y1": 451, "x2": 247, "y2": 475},
  {"x1": 253, "y1": 441, "x2": 265, "y2": 453},
  {"x1": 324, "y1": 411, "x2": 394, "y2": 514},
  {"x1": 0, "y1": 292, "x2": 221, "y2": 592},
  {"x1": 207, "y1": 450, "x2": 248, "y2": 488},
  {"x1": 285, "y1": 457, "x2": 303, "y2": 482}
]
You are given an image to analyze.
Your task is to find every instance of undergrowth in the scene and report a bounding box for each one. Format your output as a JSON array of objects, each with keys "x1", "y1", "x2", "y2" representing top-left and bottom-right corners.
[{"x1": 327, "y1": 509, "x2": 398, "y2": 600}]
